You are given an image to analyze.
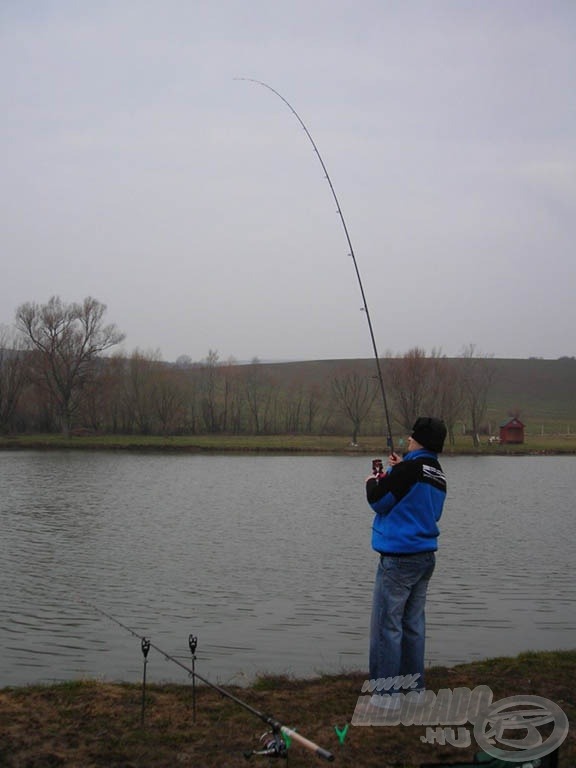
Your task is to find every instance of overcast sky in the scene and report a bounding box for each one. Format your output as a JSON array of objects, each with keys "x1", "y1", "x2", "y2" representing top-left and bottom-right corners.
[{"x1": 1, "y1": 1, "x2": 575, "y2": 363}]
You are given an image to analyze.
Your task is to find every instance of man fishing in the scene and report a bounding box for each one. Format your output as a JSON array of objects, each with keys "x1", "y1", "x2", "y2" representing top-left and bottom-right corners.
[{"x1": 365, "y1": 417, "x2": 447, "y2": 707}]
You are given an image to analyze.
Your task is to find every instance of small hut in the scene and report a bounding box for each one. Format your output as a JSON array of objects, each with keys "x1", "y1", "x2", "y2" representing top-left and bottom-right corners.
[{"x1": 499, "y1": 417, "x2": 525, "y2": 444}]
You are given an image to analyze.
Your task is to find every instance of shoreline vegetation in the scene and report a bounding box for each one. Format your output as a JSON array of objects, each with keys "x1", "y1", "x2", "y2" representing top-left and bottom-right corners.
[
  {"x1": 1, "y1": 432, "x2": 576, "y2": 455},
  {"x1": 1, "y1": 650, "x2": 574, "y2": 767}
]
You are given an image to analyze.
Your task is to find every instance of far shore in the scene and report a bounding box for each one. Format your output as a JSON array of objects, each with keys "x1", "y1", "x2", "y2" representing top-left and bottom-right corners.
[{"x1": 1, "y1": 432, "x2": 576, "y2": 455}]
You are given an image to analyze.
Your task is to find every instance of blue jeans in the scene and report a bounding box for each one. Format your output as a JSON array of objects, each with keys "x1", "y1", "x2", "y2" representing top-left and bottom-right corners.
[{"x1": 369, "y1": 552, "x2": 435, "y2": 688}]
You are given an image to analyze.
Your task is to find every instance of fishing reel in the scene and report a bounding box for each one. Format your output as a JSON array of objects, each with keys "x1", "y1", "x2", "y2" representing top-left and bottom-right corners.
[{"x1": 244, "y1": 729, "x2": 287, "y2": 760}]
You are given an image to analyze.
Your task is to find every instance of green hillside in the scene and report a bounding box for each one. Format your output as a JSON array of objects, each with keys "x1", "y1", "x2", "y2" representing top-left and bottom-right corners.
[
  {"x1": 254, "y1": 356, "x2": 576, "y2": 435},
  {"x1": 483, "y1": 358, "x2": 576, "y2": 429}
]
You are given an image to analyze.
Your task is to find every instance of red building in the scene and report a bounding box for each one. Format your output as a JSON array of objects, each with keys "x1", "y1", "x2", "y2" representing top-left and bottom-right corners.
[{"x1": 499, "y1": 417, "x2": 525, "y2": 444}]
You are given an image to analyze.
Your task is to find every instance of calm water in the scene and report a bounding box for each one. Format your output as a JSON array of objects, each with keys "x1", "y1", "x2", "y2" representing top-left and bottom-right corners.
[{"x1": 0, "y1": 451, "x2": 574, "y2": 688}]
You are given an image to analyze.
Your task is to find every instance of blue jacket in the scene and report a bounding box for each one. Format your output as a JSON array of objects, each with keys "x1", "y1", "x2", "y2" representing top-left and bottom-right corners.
[{"x1": 366, "y1": 449, "x2": 447, "y2": 554}]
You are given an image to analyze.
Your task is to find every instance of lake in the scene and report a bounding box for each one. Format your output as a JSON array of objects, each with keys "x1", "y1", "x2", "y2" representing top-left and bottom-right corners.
[{"x1": 0, "y1": 451, "x2": 574, "y2": 688}]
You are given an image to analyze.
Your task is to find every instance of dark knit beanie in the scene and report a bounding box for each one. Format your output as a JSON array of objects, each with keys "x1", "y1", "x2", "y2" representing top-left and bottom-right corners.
[{"x1": 411, "y1": 417, "x2": 447, "y2": 453}]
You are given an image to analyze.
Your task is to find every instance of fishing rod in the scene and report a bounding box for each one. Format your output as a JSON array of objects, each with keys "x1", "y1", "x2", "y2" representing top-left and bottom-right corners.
[
  {"x1": 236, "y1": 77, "x2": 395, "y2": 452},
  {"x1": 80, "y1": 599, "x2": 334, "y2": 762}
]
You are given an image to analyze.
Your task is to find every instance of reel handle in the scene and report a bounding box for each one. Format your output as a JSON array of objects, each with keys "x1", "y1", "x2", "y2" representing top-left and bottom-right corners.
[{"x1": 280, "y1": 726, "x2": 334, "y2": 762}]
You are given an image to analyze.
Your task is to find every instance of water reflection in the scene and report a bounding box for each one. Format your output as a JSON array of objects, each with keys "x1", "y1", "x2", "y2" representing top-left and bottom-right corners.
[{"x1": 0, "y1": 451, "x2": 574, "y2": 687}]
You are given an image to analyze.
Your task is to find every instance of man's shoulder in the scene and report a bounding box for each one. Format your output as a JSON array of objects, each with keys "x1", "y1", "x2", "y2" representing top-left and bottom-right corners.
[
  {"x1": 419, "y1": 459, "x2": 447, "y2": 492},
  {"x1": 397, "y1": 453, "x2": 446, "y2": 489}
]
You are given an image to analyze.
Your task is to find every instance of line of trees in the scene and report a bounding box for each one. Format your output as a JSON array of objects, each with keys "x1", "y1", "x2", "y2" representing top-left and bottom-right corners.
[{"x1": 0, "y1": 296, "x2": 498, "y2": 443}]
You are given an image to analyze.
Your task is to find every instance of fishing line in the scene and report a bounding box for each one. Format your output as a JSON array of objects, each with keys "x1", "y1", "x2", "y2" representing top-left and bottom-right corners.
[
  {"x1": 79, "y1": 598, "x2": 334, "y2": 762},
  {"x1": 236, "y1": 77, "x2": 394, "y2": 451}
]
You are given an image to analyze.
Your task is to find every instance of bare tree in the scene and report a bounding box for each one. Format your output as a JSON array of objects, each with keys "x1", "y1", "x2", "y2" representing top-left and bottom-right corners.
[
  {"x1": 243, "y1": 357, "x2": 275, "y2": 434},
  {"x1": 83, "y1": 352, "x2": 126, "y2": 433},
  {"x1": 283, "y1": 382, "x2": 305, "y2": 433},
  {"x1": 305, "y1": 383, "x2": 322, "y2": 434},
  {"x1": 386, "y1": 348, "x2": 439, "y2": 431},
  {"x1": 120, "y1": 350, "x2": 161, "y2": 434},
  {"x1": 331, "y1": 370, "x2": 378, "y2": 444},
  {"x1": 0, "y1": 325, "x2": 28, "y2": 433},
  {"x1": 77, "y1": 354, "x2": 119, "y2": 433},
  {"x1": 435, "y1": 358, "x2": 464, "y2": 447},
  {"x1": 459, "y1": 344, "x2": 498, "y2": 447},
  {"x1": 172, "y1": 355, "x2": 204, "y2": 435},
  {"x1": 219, "y1": 356, "x2": 241, "y2": 433},
  {"x1": 151, "y1": 367, "x2": 186, "y2": 435},
  {"x1": 199, "y1": 349, "x2": 223, "y2": 432},
  {"x1": 15, "y1": 296, "x2": 124, "y2": 436},
  {"x1": 225, "y1": 363, "x2": 245, "y2": 434}
]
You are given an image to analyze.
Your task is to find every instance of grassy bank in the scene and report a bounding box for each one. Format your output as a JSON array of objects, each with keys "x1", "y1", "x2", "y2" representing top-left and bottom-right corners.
[
  {"x1": 1, "y1": 432, "x2": 576, "y2": 455},
  {"x1": 1, "y1": 650, "x2": 574, "y2": 767}
]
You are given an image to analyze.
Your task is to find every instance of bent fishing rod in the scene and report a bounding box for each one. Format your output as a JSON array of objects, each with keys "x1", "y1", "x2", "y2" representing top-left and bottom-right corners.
[
  {"x1": 236, "y1": 77, "x2": 395, "y2": 452},
  {"x1": 80, "y1": 599, "x2": 334, "y2": 762}
]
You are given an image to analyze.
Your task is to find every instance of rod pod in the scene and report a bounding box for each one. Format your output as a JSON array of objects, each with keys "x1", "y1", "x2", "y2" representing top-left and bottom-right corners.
[{"x1": 80, "y1": 600, "x2": 334, "y2": 762}]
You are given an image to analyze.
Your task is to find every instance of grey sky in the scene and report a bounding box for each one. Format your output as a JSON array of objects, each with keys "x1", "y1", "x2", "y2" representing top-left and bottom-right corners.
[{"x1": 1, "y1": 1, "x2": 575, "y2": 363}]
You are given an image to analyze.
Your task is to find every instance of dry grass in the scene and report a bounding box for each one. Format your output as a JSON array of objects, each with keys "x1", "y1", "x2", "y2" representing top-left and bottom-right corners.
[{"x1": 0, "y1": 651, "x2": 574, "y2": 767}]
